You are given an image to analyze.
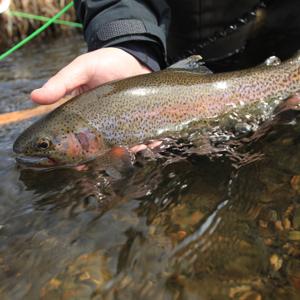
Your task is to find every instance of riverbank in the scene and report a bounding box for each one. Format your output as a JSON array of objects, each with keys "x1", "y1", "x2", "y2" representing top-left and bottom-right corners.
[{"x1": 0, "y1": 0, "x2": 79, "y2": 50}]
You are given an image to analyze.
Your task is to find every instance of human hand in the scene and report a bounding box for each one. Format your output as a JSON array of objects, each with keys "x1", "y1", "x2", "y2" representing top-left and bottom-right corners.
[{"x1": 31, "y1": 47, "x2": 151, "y2": 104}]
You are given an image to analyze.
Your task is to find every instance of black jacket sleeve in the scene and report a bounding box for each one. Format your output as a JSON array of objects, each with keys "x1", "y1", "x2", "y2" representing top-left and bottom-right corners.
[
  {"x1": 73, "y1": 0, "x2": 170, "y2": 68},
  {"x1": 117, "y1": 42, "x2": 162, "y2": 71}
]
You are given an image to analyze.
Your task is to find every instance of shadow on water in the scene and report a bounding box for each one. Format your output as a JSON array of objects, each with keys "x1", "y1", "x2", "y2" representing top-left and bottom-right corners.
[{"x1": 1, "y1": 1, "x2": 300, "y2": 299}]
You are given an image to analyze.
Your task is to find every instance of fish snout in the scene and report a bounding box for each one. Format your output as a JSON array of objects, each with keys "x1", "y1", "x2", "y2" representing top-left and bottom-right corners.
[
  {"x1": 13, "y1": 124, "x2": 37, "y2": 155},
  {"x1": 13, "y1": 135, "x2": 25, "y2": 154}
]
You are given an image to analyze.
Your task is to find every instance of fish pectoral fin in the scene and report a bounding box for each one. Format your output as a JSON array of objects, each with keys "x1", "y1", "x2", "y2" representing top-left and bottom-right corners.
[
  {"x1": 168, "y1": 55, "x2": 213, "y2": 74},
  {"x1": 104, "y1": 146, "x2": 135, "y2": 178},
  {"x1": 105, "y1": 166, "x2": 123, "y2": 180}
]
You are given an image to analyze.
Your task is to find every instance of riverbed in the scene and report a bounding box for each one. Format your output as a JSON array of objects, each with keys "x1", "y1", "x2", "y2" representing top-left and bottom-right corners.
[{"x1": 1, "y1": 30, "x2": 300, "y2": 300}]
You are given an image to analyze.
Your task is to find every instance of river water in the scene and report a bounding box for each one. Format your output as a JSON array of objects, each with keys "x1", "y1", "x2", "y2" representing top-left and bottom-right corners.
[{"x1": 1, "y1": 26, "x2": 300, "y2": 300}]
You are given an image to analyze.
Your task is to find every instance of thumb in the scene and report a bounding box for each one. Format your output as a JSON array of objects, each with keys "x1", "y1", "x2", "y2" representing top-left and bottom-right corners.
[{"x1": 31, "y1": 56, "x2": 90, "y2": 104}]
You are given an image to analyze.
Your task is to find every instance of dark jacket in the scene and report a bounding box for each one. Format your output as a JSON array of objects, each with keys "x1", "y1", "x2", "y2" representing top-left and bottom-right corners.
[{"x1": 74, "y1": 0, "x2": 260, "y2": 69}]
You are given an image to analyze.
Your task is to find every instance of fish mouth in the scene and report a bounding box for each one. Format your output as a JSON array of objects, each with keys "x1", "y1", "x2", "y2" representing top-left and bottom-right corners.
[{"x1": 15, "y1": 155, "x2": 57, "y2": 168}]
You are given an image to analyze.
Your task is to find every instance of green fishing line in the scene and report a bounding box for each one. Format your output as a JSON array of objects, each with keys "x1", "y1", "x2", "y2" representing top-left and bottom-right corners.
[
  {"x1": 0, "y1": 2, "x2": 78, "y2": 61},
  {"x1": 8, "y1": 10, "x2": 82, "y2": 28}
]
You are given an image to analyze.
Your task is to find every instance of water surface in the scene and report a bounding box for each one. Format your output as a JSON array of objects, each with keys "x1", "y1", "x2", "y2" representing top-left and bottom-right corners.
[{"x1": 1, "y1": 34, "x2": 300, "y2": 300}]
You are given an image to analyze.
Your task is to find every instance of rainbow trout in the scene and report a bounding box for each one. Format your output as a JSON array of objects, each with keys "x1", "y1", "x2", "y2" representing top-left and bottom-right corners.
[{"x1": 13, "y1": 52, "x2": 300, "y2": 167}]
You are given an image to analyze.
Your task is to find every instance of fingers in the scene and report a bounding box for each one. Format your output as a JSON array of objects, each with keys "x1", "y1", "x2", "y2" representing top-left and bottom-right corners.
[
  {"x1": 130, "y1": 144, "x2": 148, "y2": 153},
  {"x1": 31, "y1": 55, "x2": 90, "y2": 104},
  {"x1": 130, "y1": 140, "x2": 163, "y2": 153},
  {"x1": 31, "y1": 47, "x2": 152, "y2": 105}
]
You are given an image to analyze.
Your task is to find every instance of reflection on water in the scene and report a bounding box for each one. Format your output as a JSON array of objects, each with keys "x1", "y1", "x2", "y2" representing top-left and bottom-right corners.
[{"x1": 1, "y1": 24, "x2": 300, "y2": 300}]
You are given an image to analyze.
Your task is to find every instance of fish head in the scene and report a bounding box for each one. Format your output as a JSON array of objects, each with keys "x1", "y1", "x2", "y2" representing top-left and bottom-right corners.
[{"x1": 13, "y1": 109, "x2": 108, "y2": 168}]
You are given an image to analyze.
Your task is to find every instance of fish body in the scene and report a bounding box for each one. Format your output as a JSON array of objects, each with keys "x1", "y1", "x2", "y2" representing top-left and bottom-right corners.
[{"x1": 13, "y1": 52, "x2": 300, "y2": 167}]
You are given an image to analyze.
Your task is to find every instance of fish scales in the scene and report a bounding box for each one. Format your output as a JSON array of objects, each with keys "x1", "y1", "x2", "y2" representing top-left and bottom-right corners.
[
  {"x1": 13, "y1": 52, "x2": 300, "y2": 167},
  {"x1": 63, "y1": 54, "x2": 300, "y2": 146}
]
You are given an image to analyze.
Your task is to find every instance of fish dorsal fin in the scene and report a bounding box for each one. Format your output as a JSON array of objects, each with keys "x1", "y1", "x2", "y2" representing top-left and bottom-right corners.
[
  {"x1": 264, "y1": 56, "x2": 281, "y2": 67},
  {"x1": 168, "y1": 55, "x2": 213, "y2": 74}
]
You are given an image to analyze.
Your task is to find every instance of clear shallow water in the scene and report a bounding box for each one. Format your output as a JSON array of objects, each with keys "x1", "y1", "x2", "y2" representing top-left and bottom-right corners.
[{"x1": 1, "y1": 35, "x2": 300, "y2": 300}]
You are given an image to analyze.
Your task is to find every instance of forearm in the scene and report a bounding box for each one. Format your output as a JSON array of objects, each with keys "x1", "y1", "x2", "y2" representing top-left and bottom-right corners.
[
  {"x1": 32, "y1": 1, "x2": 168, "y2": 104},
  {"x1": 74, "y1": 0, "x2": 170, "y2": 69}
]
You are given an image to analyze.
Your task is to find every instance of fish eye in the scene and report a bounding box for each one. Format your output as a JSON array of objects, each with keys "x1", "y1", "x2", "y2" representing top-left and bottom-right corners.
[{"x1": 36, "y1": 138, "x2": 51, "y2": 150}]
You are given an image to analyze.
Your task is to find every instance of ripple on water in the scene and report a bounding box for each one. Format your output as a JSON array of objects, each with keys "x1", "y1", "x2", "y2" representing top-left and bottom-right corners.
[{"x1": 1, "y1": 33, "x2": 300, "y2": 300}]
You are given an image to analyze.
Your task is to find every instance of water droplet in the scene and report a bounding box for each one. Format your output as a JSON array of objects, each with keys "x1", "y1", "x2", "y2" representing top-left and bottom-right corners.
[{"x1": 265, "y1": 56, "x2": 281, "y2": 66}]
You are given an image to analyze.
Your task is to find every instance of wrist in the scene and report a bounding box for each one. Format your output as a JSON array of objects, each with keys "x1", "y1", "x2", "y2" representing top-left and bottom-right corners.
[{"x1": 116, "y1": 43, "x2": 161, "y2": 72}]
